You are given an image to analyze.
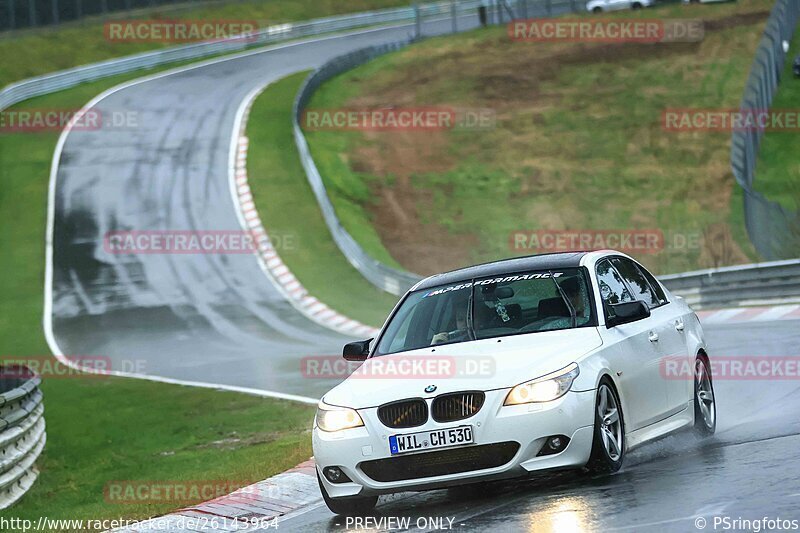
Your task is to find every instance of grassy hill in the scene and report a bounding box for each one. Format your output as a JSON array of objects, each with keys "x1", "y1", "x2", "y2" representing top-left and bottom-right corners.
[{"x1": 304, "y1": 0, "x2": 779, "y2": 277}]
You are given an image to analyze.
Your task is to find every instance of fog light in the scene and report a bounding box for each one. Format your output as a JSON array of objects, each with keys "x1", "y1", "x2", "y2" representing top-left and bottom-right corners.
[
  {"x1": 537, "y1": 435, "x2": 570, "y2": 456},
  {"x1": 322, "y1": 466, "x2": 352, "y2": 484}
]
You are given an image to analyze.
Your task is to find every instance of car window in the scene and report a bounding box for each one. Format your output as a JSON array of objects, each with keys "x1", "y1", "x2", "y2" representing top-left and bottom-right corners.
[
  {"x1": 374, "y1": 268, "x2": 595, "y2": 355},
  {"x1": 377, "y1": 286, "x2": 467, "y2": 355},
  {"x1": 383, "y1": 307, "x2": 415, "y2": 353},
  {"x1": 611, "y1": 257, "x2": 660, "y2": 308},
  {"x1": 472, "y1": 270, "x2": 593, "y2": 340},
  {"x1": 595, "y1": 260, "x2": 634, "y2": 311},
  {"x1": 633, "y1": 261, "x2": 668, "y2": 307}
]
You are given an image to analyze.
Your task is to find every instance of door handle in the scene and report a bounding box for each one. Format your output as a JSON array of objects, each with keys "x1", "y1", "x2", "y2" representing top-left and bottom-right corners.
[
  {"x1": 675, "y1": 320, "x2": 685, "y2": 332},
  {"x1": 648, "y1": 331, "x2": 659, "y2": 342}
]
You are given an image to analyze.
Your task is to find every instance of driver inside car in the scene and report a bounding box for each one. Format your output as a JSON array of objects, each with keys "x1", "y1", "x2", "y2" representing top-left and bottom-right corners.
[
  {"x1": 431, "y1": 303, "x2": 470, "y2": 345},
  {"x1": 430, "y1": 286, "x2": 507, "y2": 344}
]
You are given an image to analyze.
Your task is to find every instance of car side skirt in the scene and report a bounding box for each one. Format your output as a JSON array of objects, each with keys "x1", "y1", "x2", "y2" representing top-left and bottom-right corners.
[{"x1": 625, "y1": 401, "x2": 694, "y2": 451}]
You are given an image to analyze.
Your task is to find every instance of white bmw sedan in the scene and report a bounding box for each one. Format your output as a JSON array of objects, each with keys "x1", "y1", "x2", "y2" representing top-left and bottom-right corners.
[{"x1": 313, "y1": 250, "x2": 716, "y2": 515}]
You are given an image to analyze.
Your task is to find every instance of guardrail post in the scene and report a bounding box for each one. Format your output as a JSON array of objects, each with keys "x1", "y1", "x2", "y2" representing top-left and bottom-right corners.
[
  {"x1": 101, "y1": 0, "x2": 107, "y2": 14},
  {"x1": 51, "y1": 0, "x2": 58, "y2": 24},
  {"x1": 451, "y1": 0, "x2": 457, "y2": 33},
  {"x1": 413, "y1": 3, "x2": 420, "y2": 38},
  {"x1": 8, "y1": 0, "x2": 15, "y2": 29},
  {"x1": 27, "y1": 0, "x2": 35, "y2": 26},
  {"x1": 76, "y1": 0, "x2": 81, "y2": 18}
]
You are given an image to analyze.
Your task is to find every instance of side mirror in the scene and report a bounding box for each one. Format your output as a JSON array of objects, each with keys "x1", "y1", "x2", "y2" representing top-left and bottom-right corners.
[
  {"x1": 606, "y1": 301, "x2": 650, "y2": 328},
  {"x1": 343, "y1": 338, "x2": 373, "y2": 361}
]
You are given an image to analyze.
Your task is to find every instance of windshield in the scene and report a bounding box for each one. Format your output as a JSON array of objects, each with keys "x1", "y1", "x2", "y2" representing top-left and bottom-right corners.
[{"x1": 375, "y1": 268, "x2": 595, "y2": 355}]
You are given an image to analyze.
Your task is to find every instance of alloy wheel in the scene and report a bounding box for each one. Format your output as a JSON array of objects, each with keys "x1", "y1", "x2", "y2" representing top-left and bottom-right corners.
[
  {"x1": 597, "y1": 384, "x2": 623, "y2": 461},
  {"x1": 695, "y1": 359, "x2": 716, "y2": 430}
]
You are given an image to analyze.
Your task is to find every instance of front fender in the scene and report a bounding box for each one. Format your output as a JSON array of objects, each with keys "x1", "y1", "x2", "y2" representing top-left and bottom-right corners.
[
  {"x1": 686, "y1": 313, "x2": 707, "y2": 359},
  {"x1": 571, "y1": 351, "x2": 629, "y2": 432}
]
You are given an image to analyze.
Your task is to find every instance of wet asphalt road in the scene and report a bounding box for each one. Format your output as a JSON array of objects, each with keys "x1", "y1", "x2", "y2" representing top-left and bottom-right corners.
[
  {"x1": 50, "y1": 16, "x2": 483, "y2": 398},
  {"x1": 278, "y1": 318, "x2": 800, "y2": 532},
  {"x1": 46, "y1": 8, "x2": 800, "y2": 533}
]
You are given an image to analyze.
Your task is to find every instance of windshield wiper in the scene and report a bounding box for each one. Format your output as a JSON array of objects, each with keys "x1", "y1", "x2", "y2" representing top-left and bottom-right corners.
[{"x1": 550, "y1": 270, "x2": 577, "y2": 328}]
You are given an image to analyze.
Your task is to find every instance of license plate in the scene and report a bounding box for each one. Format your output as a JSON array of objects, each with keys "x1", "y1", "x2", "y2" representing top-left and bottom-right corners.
[{"x1": 389, "y1": 425, "x2": 474, "y2": 455}]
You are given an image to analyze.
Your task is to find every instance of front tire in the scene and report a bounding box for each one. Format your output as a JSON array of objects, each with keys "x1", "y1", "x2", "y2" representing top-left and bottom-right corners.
[
  {"x1": 694, "y1": 357, "x2": 716, "y2": 436},
  {"x1": 592, "y1": 6, "x2": 603, "y2": 12},
  {"x1": 586, "y1": 379, "x2": 625, "y2": 474},
  {"x1": 317, "y1": 472, "x2": 378, "y2": 516}
]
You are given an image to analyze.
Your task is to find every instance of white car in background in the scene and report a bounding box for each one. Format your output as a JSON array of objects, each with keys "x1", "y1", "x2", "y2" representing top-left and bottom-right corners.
[
  {"x1": 586, "y1": 0, "x2": 654, "y2": 12},
  {"x1": 313, "y1": 250, "x2": 716, "y2": 515}
]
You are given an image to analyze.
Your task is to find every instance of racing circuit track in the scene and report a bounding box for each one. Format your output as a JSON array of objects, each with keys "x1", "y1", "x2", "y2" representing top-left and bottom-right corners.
[
  {"x1": 47, "y1": 16, "x2": 480, "y2": 399},
  {"x1": 46, "y1": 13, "x2": 800, "y2": 532}
]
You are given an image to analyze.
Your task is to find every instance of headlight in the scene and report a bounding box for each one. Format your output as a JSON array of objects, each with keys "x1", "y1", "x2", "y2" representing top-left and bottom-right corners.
[
  {"x1": 504, "y1": 363, "x2": 580, "y2": 406},
  {"x1": 315, "y1": 402, "x2": 364, "y2": 432}
]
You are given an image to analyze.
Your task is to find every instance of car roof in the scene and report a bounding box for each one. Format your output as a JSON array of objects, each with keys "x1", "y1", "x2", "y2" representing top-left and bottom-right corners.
[{"x1": 413, "y1": 252, "x2": 590, "y2": 291}]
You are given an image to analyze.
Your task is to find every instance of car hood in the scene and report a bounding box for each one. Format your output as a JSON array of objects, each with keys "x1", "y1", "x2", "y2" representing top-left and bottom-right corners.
[{"x1": 322, "y1": 327, "x2": 603, "y2": 409}]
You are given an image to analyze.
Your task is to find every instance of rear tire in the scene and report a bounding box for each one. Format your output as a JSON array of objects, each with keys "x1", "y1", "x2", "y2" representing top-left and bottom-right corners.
[
  {"x1": 631, "y1": 2, "x2": 643, "y2": 9},
  {"x1": 586, "y1": 379, "x2": 625, "y2": 474},
  {"x1": 693, "y1": 357, "x2": 716, "y2": 437},
  {"x1": 317, "y1": 472, "x2": 378, "y2": 516},
  {"x1": 592, "y1": 6, "x2": 603, "y2": 12}
]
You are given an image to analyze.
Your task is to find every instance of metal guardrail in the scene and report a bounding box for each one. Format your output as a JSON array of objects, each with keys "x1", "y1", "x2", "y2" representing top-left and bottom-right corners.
[
  {"x1": 0, "y1": 0, "x2": 485, "y2": 113},
  {"x1": 730, "y1": 0, "x2": 800, "y2": 260},
  {"x1": 293, "y1": 40, "x2": 424, "y2": 296},
  {"x1": 661, "y1": 259, "x2": 800, "y2": 309},
  {"x1": 0, "y1": 365, "x2": 46, "y2": 510}
]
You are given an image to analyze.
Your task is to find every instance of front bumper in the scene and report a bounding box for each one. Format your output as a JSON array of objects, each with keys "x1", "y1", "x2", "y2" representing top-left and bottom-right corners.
[{"x1": 313, "y1": 388, "x2": 596, "y2": 498}]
